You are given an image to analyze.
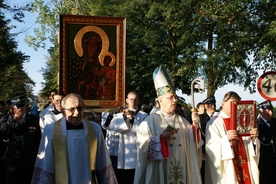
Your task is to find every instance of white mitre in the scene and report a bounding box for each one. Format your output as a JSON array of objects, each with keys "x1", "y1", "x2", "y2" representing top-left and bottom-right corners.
[{"x1": 153, "y1": 66, "x2": 175, "y2": 97}]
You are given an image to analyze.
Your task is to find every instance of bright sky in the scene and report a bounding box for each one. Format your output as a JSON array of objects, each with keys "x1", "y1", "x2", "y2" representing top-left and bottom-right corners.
[
  {"x1": 5, "y1": 0, "x2": 49, "y2": 96},
  {"x1": 178, "y1": 84, "x2": 269, "y2": 108},
  {"x1": 5, "y1": 0, "x2": 272, "y2": 106}
]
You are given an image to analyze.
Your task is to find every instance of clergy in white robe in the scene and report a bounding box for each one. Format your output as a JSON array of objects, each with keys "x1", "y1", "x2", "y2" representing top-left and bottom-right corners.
[
  {"x1": 31, "y1": 93, "x2": 117, "y2": 184},
  {"x1": 134, "y1": 66, "x2": 202, "y2": 184},
  {"x1": 105, "y1": 91, "x2": 148, "y2": 184},
  {"x1": 39, "y1": 104, "x2": 54, "y2": 128},
  {"x1": 40, "y1": 109, "x2": 63, "y2": 132},
  {"x1": 39, "y1": 92, "x2": 64, "y2": 133},
  {"x1": 107, "y1": 110, "x2": 148, "y2": 170},
  {"x1": 205, "y1": 91, "x2": 260, "y2": 184},
  {"x1": 134, "y1": 110, "x2": 202, "y2": 184}
]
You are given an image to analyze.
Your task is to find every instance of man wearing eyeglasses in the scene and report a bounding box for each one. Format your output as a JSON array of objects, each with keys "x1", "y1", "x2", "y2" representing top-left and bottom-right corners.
[
  {"x1": 32, "y1": 93, "x2": 117, "y2": 184},
  {"x1": 134, "y1": 66, "x2": 202, "y2": 184},
  {"x1": 0, "y1": 95, "x2": 41, "y2": 184}
]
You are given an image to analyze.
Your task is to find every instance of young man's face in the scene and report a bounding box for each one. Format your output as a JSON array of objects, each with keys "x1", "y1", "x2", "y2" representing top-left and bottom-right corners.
[
  {"x1": 222, "y1": 98, "x2": 236, "y2": 116},
  {"x1": 49, "y1": 91, "x2": 56, "y2": 103},
  {"x1": 197, "y1": 105, "x2": 205, "y2": 114},
  {"x1": 126, "y1": 93, "x2": 139, "y2": 110},
  {"x1": 52, "y1": 95, "x2": 63, "y2": 111}
]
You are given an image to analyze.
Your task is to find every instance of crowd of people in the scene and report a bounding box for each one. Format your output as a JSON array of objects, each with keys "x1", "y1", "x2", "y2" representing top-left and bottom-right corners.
[{"x1": 0, "y1": 66, "x2": 275, "y2": 184}]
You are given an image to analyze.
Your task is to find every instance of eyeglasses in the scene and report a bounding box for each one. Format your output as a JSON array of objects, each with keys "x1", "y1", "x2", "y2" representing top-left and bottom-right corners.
[
  {"x1": 165, "y1": 96, "x2": 178, "y2": 101},
  {"x1": 64, "y1": 106, "x2": 84, "y2": 113}
]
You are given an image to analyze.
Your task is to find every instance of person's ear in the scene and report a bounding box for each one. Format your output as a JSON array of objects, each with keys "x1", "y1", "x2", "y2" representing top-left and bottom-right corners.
[
  {"x1": 221, "y1": 101, "x2": 225, "y2": 108},
  {"x1": 158, "y1": 97, "x2": 162, "y2": 104}
]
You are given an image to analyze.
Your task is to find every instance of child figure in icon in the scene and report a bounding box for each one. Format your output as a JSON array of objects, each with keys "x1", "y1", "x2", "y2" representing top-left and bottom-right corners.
[{"x1": 97, "y1": 55, "x2": 116, "y2": 100}]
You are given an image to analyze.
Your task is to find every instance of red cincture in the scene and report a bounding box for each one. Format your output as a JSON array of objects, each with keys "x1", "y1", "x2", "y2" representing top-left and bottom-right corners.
[{"x1": 223, "y1": 118, "x2": 252, "y2": 184}]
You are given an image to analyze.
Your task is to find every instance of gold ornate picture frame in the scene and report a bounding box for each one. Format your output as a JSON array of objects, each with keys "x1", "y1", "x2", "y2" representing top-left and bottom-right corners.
[
  {"x1": 59, "y1": 14, "x2": 126, "y2": 112},
  {"x1": 230, "y1": 100, "x2": 256, "y2": 136}
]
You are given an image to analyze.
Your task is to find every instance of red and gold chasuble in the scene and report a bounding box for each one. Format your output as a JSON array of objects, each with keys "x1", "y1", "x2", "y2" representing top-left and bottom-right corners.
[{"x1": 223, "y1": 118, "x2": 252, "y2": 184}]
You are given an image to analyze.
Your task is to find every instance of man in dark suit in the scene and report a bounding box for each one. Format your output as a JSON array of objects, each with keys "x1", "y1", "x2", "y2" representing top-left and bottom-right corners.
[
  {"x1": 257, "y1": 100, "x2": 276, "y2": 184},
  {"x1": 0, "y1": 95, "x2": 41, "y2": 184},
  {"x1": 199, "y1": 96, "x2": 218, "y2": 184}
]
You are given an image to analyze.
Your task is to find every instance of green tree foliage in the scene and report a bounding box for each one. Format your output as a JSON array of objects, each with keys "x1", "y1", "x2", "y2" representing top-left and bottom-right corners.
[
  {"x1": 38, "y1": 41, "x2": 59, "y2": 97},
  {"x1": 26, "y1": 0, "x2": 276, "y2": 104},
  {"x1": 195, "y1": 0, "x2": 276, "y2": 96},
  {"x1": 0, "y1": 0, "x2": 35, "y2": 102},
  {"x1": 25, "y1": 0, "x2": 77, "y2": 99}
]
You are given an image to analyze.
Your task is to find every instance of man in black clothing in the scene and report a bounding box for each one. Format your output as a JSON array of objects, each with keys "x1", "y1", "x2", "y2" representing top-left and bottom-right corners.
[
  {"x1": 0, "y1": 95, "x2": 41, "y2": 184},
  {"x1": 257, "y1": 100, "x2": 276, "y2": 184},
  {"x1": 199, "y1": 95, "x2": 218, "y2": 184}
]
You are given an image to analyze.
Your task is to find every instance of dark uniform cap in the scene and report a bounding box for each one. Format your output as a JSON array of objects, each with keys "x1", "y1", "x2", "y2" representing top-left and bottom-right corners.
[
  {"x1": 257, "y1": 100, "x2": 273, "y2": 110},
  {"x1": 10, "y1": 95, "x2": 27, "y2": 108},
  {"x1": 202, "y1": 96, "x2": 216, "y2": 104}
]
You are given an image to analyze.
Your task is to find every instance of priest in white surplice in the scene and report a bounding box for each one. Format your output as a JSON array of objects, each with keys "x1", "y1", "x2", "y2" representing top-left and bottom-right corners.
[
  {"x1": 31, "y1": 93, "x2": 117, "y2": 184},
  {"x1": 105, "y1": 91, "x2": 148, "y2": 184},
  {"x1": 205, "y1": 91, "x2": 260, "y2": 184},
  {"x1": 39, "y1": 92, "x2": 64, "y2": 133},
  {"x1": 134, "y1": 66, "x2": 202, "y2": 184}
]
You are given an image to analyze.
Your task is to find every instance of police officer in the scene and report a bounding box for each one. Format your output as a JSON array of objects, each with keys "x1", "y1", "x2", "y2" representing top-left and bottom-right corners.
[
  {"x1": 0, "y1": 95, "x2": 41, "y2": 184},
  {"x1": 202, "y1": 95, "x2": 218, "y2": 118},
  {"x1": 257, "y1": 100, "x2": 276, "y2": 184},
  {"x1": 199, "y1": 95, "x2": 218, "y2": 184}
]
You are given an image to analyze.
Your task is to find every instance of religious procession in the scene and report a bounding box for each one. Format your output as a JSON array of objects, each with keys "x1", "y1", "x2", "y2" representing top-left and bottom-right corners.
[
  {"x1": 0, "y1": 64, "x2": 275, "y2": 184},
  {"x1": 0, "y1": 1, "x2": 276, "y2": 183}
]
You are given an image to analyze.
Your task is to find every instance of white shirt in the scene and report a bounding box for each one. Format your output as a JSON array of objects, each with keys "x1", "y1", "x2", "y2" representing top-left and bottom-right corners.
[
  {"x1": 40, "y1": 110, "x2": 63, "y2": 133},
  {"x1": 101, "y1": 112, "x2": 119, "y2": 156},
  {"x1": 107, "y1": 111, "x2": 148, "y2": 169}
]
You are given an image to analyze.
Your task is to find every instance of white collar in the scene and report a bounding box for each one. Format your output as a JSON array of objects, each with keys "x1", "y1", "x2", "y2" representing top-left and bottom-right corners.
[{"x1": 218, "y1": 111, "x2": 229, "y2": 118}]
